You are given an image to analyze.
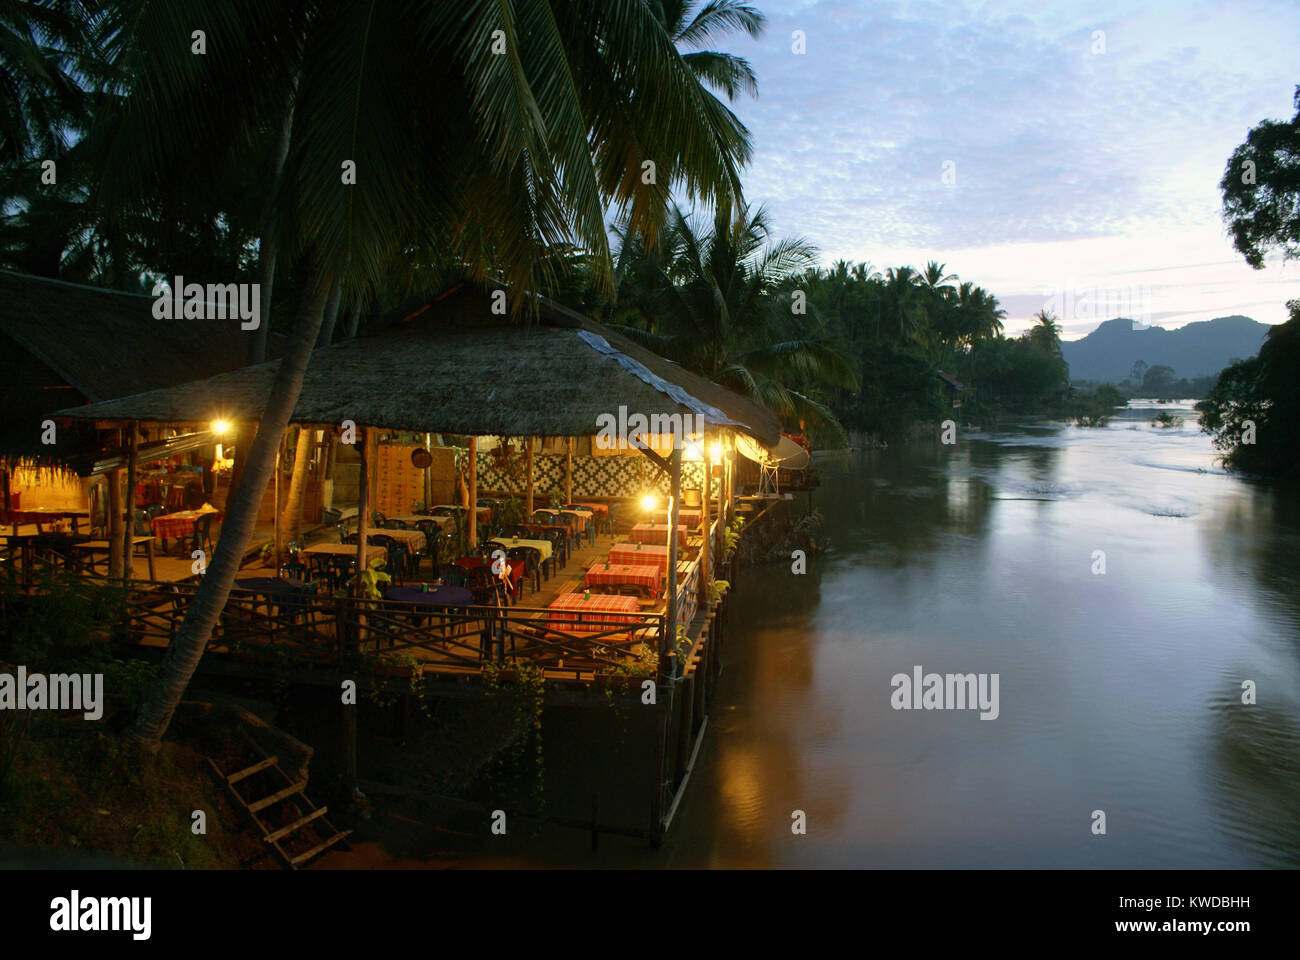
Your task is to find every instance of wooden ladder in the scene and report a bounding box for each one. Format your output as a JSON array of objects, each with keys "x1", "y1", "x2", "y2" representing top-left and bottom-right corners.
[{"x1": 207, "y1": 740, "x2": 351, "y2": 869}]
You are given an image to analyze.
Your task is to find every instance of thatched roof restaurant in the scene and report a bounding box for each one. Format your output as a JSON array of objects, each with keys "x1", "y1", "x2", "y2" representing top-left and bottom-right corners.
[
  {"x1": 52, "y1": 282, "x2": 781, "y2": 444},
  {"x1": 52, "y1": 281, "x2": 777, "y2": 645}
]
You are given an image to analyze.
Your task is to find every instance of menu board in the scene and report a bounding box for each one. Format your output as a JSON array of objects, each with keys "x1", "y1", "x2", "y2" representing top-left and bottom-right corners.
[{"x1": 375, "y1": 444, "x2": 426, "y2": 516}]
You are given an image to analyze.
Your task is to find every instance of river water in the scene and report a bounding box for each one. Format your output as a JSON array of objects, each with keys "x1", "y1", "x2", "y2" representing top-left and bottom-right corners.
[{"x1": 656, "y1": 401, "x2": 1300, "y2": 868}]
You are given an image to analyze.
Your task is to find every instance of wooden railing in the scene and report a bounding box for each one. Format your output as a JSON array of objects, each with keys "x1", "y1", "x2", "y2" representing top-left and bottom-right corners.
[{"x1": 55, "y1": 577, "x2": 664, "y2": 682}]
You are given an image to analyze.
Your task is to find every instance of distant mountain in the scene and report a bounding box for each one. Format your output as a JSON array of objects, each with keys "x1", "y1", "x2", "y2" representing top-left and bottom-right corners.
[{"x1": 1061, "y1": 315, "x2": 1270, "y2": 383}]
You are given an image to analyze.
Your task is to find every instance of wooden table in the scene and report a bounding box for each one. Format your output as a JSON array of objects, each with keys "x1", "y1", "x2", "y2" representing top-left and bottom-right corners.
[
  {"x1": 609, "y1": 541, "x2": 670, "y2": 566},
  {"x1": 72, "y1": 536, "x2": 157, "y2": 579},
  {"x1": 629, "y1": 523, "x2": 688, "y2": 547},
  {"x1": 649, "y1": 508, "x2": 702, "y2": 527},
  {"x1": 495, "y1": 536, "x2": 553, "y2": 562},
  {"x1": 584, "y1": 562, "x2": 662, "y2": 597},
  {"x1": 4, "y1": 508, "x2": 90, "y2": 535},
  {"x1": 151, "y1": 508, "x2": 221, "y2": 548},
  {"x1": 546, "y1": 592, "x2": 641, "y2": 635},
  {"x1": 388, "y1": 514, "x2": 454, "y2": 529},
  {"x1": 368, "y1": 529, "x2": 425, "y2": 552},
  {"x1": 303, "y1": 542, "x2": 385, "y2": 563}
]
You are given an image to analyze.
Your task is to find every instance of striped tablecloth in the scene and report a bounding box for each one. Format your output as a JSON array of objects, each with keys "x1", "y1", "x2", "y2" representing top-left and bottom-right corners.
[
  {"x1": 303, "y1": 542, "x2": 386, "y2": 564},
  {"x1": 368, "y1": 529, "x2": 425, "y2": 551},
  {"x1": 609, "y1": 542, "x2": 670, "y2": 565},
  {"x1": 630, "y1": 522, "x2": 688, "y2": 547},
  {"x1": 497, "y1": 537, "x2": 553, "y2": 561},
  {"x1": 389, "y1": 514, "x2": 454, "y2": 529},
  {"x1": 546, "y1": 593, "x2": 641, "y2": 632},
  {"x1": 520, "y1": 523, "x2": 569, "y2": 544},
  {"x1": 650, "y1": 508, "x2": 702, "y2": 527},
  {"x1": 584, "y1": 562, "x2": 662, "y2": 595},
  {"x1": 433, "y1": 505, "x2": 492, "y2": 525},
  {"x1": 151, "y1": 508, "x2": 221, "y2": 540}
]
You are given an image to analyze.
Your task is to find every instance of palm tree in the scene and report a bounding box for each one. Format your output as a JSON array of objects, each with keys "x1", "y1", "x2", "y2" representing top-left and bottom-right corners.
[
  {"x1": 609, "y1": 203, "x2": 857, "y2": 434},
  {"x1": 99, "y1": 0, "x2": 762, "y2": 748},
  {"x1": 1028, "y1": 309, "x2": 1064, "y2": 357},
  {"x1": 658, "y1": 1, "x2": 765, "y2": 100}
]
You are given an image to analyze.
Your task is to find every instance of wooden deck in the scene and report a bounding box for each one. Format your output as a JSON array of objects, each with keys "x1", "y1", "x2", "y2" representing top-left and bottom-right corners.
[{"x1": 4, "y1": 508, "x2": 716, "y2": 686}]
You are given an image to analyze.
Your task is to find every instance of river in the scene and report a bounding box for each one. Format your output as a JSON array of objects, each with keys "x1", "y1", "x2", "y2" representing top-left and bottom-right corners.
[{"x1": 656, "y1": 401, "x2": 1300, "y2": 868}]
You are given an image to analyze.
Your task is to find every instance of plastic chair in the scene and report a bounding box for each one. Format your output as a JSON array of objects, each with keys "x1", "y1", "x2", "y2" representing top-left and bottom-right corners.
[
  {"x1": 438, "y1": 564, "x2": 469, "y2": 589},
  {"x1": 541, "y1": 528, "x2": 567, "y2": 570},
  {"x1": 189, "y1": 512, "x2": 215, "y2": 556},
  {"x1": 280, "y1": 560, "x2": 308, "y2": 580},
  {"x1": 508, "y1": 547, "x2": 541, "y2": 597}
]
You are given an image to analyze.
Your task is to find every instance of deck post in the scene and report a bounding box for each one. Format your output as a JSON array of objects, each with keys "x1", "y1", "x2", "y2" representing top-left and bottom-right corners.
[
  {"x1": 355, "y1": 426, "x2": 370, "y2": 587},
  {"x1": 423, "y1": 432, "x2": 433, "y2": 510},
  {"x1": 674, "y1": 671, "x2": 694, "y2": 786},
  {"x1": 701, "y1": 442, "x2": 711, "y2": 584},
  {"x1": 565, "y1": 437, "x2": 573, "y2": 504},
  {"x1": 525, "y1": 438, "x2": 534, "y2": 516},
  {"x1": 666, "y1": 445, "x2": 682, "y2": 675},
  {"x1": 122, "y1": 420, "x2": 139, "y2": 580},
  {"x1": 648, "y1": 693, "x2": 673, "y2": 847},
  {"x1": 468, "y1": 435, "x2": 478, "y2": 548},
  {"x1": 107, "y1": 428, "x2": 124, "y2": 579}
]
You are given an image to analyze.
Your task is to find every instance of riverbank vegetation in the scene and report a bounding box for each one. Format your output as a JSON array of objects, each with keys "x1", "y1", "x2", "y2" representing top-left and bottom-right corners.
[{"x1": 1201, "y1": 88, "x2": 1300, "y2": 478}]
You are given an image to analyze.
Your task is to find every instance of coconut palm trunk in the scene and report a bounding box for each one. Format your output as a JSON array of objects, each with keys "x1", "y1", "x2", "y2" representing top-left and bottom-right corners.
[
  {"x1": 247, "y1": 79, "x2": 298, "y2": 365},
  {"x1": 127, "y1": 273, "x2": 331, "y2": 749},
  {"x1": 281, "y1": 425, "x2": 315, "y2": 544}
]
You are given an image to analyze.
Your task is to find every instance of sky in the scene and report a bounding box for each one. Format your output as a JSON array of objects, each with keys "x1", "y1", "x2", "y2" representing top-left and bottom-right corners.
[{"x1": 708, "y1": 0, "x2": 1300, "y2": 339}]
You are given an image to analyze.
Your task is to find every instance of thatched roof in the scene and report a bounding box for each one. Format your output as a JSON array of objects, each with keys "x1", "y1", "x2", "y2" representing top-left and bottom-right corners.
[
  {"x1": 54, "y1": 282, "x2": 783, "y2": 445},
  {"x1": 0, "y1": 270, "x2": 277, "y2": 464},
  {"x1": 0, "y1": 269, "x2": 271, "y2": 403}
]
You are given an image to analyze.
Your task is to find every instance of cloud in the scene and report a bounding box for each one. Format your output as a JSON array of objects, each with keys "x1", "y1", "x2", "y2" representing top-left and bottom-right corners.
[{"x1": 713, "y1": 0, "x2": 1300, "y2": 329}]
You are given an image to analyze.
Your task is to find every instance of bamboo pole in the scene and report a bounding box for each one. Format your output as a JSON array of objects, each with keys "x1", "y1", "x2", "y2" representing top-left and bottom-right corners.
[
  {"x1": 355, "y1": 426, "x2": 370, "y2": 591},
  {"x1": 525, "y1": 438, "x2": 534, "y2": 516},
  {"x1": 565, "y1": 436, "x2": 573, "y2": 503},
  {"x1": 107, "y1": 463, "x2": 124, "y2": 579},
  {"x1": 665, "y1": 445, "x2": 681, "y2": 671},
  {"x1": 424, "y1": 432, "x2": 433, "y2": 510},
  {"x1": 468, "y1": 435, "x2": 478, "y2": 548},
  {"x1": 700, "y1": 442, "x2": 711, "y2": 585},
  {"x1": 274, "y1": 431, "x2": 286, "y2": 568},
  {"x1": 122, "y1": 421, "x2": 140, "y2": 581}
]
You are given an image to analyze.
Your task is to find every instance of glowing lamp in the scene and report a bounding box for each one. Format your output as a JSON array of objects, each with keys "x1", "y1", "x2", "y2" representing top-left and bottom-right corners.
[
  {"x1": 640, "y1": 494, "x2": 658, "y2": 512},
  {"x1": 211, "y1": 419, "x2": 231, "y2": 436}
]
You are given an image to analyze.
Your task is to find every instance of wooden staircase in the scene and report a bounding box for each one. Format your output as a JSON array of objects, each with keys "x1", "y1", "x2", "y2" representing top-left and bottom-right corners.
[{"x1": 208, "y1": 737, "x2": 351, "y2": 869}]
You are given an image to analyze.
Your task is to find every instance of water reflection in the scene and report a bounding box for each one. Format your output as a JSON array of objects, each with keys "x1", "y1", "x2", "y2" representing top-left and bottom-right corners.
[
  {"x1": 662, "y1": 409, "x2": 1300, "y2": 867},
  {"x1": 483, "y1": 409, "x2": 1300, "y2": 868}
]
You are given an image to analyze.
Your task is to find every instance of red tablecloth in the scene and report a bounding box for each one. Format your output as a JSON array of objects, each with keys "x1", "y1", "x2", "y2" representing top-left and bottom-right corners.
[
  {"x1": 609, "y1": 542, "x2": 670, "y2": 565},
  {"x1": 584, "y1": 562, "x2": 661, "y2": 595},
  {"x1": 151, "y1": 509, "x2": 221, "y2": 540},
  {"x1": 573, "y1": 502, "x2": 609, "y2": 519},
  {"x1": 455, "y1": 555, "x2": 526, "y2": 594},
  {"x1": 546, "y1": 593, "x2": 641, "y2": 632},
  {"x1": 649, "y1": 508, "x2": 701, "y2": 527},
  {"x1": 630, "y1": 522, "x2": 688, "y2": 547}
]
